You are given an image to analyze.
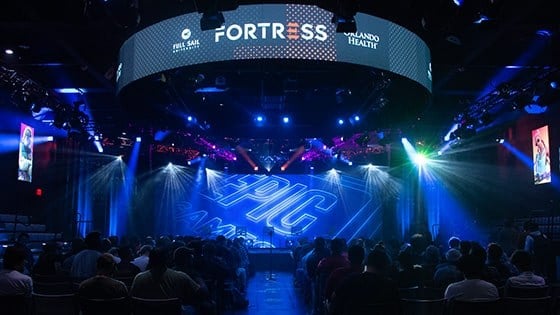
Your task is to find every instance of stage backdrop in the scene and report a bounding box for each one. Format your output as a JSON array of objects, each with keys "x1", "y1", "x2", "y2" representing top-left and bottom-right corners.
[{"x1": 141, "y1": 171, "x2": 386, "y2": 247}]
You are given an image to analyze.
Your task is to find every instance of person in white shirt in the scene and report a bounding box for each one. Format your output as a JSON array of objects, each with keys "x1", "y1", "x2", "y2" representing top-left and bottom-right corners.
[
  {"x1": 132, "y1": 245, "x2": 152, "y2": 272},
  {"x1": 506, "y1": 250, "x2": 545, "y2": 289},
  {"x1": 445, "y1": 254, "x2": 499, "y2": 300},
  {"x1": 0, "y1": 246, "x2": 33, "y2": 296}
]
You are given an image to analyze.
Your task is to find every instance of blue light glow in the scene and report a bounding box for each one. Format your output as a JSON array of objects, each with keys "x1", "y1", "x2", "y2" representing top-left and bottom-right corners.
[
  {"x1": 337, "y1": 119, "x2": 344, "y2": 125},
  {"x1": 282, "y1": 116, "x2": 290, "y2": 124}
]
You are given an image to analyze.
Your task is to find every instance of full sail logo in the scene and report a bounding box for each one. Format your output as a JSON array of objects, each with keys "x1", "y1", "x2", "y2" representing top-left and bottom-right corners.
[
  {"x1": 172, "y1": 28, "x2": 200, "y2": 53},
  {"x1": 215, "y1": 22, "x2": 328, "y2": 42}
]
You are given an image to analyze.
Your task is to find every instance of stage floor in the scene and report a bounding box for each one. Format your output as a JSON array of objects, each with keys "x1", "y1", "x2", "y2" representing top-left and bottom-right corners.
[{"x1": 223, "y1": 271, "x2": 307, "y2": 315}]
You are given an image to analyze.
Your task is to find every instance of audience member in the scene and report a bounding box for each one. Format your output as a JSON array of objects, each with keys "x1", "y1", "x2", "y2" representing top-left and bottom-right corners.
[
  {"x1": 130, "y1": 247, "x2": 203, "y2": 307},
  {"x1": 329, "y1": 248, "x2": 399, "y2": 315},
  {"x1": 434, "y1": 248, "x2": 463, "y2": 288},
  {"x1": 71, "y1": 231, "x2": 102, "y2": 279},
  {"x1": 14, "y1": 232, "x2": 34, "y2": 274},
  {"x1": 77, "y1": 253, "x2": 128, "y2": 299},
  {"x1": 506, "y1": 250, "x2": 545, "y2": 289},
  {"x1": 324, "y1": 244, "x2": 364, "y2": 302},
  {"x1": 395, "y1": 244, "x2": 423, "y2": 288},
  {"x1": 115, "y1": 246, "x2": 141, "y2": 278},
  {"x1": 523, "y1": 221, "x2": 553, "y2": 279},
  {"x1": 132, "y1": 245, "x2": 152, "y2": 272},
  {"x1": 444, "y1": 254, "x2": 499, "y2": 300},
  {"x1": 0, "y1": 246, "x2": 33, "y2": 296},
  {"x1": 32, "y1": 242, "x2": 63, "y2": 276}
]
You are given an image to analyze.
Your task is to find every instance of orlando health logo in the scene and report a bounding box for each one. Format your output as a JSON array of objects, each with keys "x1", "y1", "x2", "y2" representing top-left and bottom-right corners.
[{"x1": 214, "y1": 22, "x2": 328, "y2": 42}]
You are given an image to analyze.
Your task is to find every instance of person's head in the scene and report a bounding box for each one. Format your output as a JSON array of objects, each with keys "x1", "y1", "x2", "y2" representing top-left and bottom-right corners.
[
  {"x1": 17, "y1": 232, "x2": 30, "y2": 245},
  {"x1": 202, "y1": 242, "x2": 216, "y2": 257},
  {"x1": 70, "y1": 237, "x2": 86, "y2": 254},
  {"x1": 147, "y1": 247, "x2": 168, "y2": 270},
  {"x1": 365, "y1": 248, "x2": 391, "y2": 274},
  {"x1": 173, "y1": 246, "x2": 194, "y2": 268},
  {"x1": 156, "y1": 236, "x2": 172, "y2": 248},
  {"x1": 2, "y1": 246, "x2": 27, "y2": 272},
  {"x1": 523, "y1": 220, "x2": 539, "y2": 232},
  {"x1": 448, "y1": 236, "x2": 461, "y2": 249},
  {"x1": 469, "y1": 242, "x2": 487, "y2": 262},
  {"x1": 457, "y1": 254, "x2": 485, "y2": 279},
  {"x1": 117, "y1": 246, "x2": 134, "y2": 262},
  {"x1": 347, "y1": 245, "x2": 365, "y2": 266},
  {"x1": 96, "y1": 253, "x2": 117, "y2": 276},
  {"x1": 216, "y1": 235, "x2": 227, "y2": 246},
  {"x1": 510, "y1": 250, "x2": 533, "y2": 272},
  {"x1": 445, "y1": 248, "x2": 462, "y2": 263},
  {"x1": 84, "y1": 231, "x2": 102, "y2": 251},
  {"x1": 138, "y1": 245, "x2": 153, "y2": 257},
  {"x1": 487, "y1": 243, "x2": 503, "y2": 262},
  {"x1": 424, "y1": 245, "x2": 441, "y2": 265},
  {"x1": 459, "y1": 240, "x2": 472, "y2": 256},
  {"x1": 313, "y1": 237, "x2": 325, "y2": 250},
  {"x1": 397, "y1": 244, "x2": 413, "y2": 270},
  {"x1": 329, "y1": 238, "x2": 346, "y2": 256},
  {"x1": 101, "y1": 238, "x2": 112, "y2": 252}
]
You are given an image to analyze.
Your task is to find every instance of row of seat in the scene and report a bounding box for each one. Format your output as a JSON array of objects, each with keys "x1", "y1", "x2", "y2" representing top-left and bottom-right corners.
[
  {"x1": 347, "y1": 296, "x2": 557, "y2": 315},
  {"x1": 0, "y1": 294, "x2": 184, "y2": 315}
]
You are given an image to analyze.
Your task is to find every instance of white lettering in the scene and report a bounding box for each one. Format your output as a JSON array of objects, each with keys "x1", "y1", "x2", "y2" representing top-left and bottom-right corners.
[
  {"x1": 227, "y1": 24, "x2": 243, "y2": 41},
  {"x1": 257, "y1": 23, "x2": 271, "y2": 39},
  {"x1": 215, "y1": 26, "x2": 226, "y2": 42},
  {"x1": 245, "y1": 24, "x2": 257, "y2": 39},
  {"x1": 272, "y1": 23, "x2": 285, "y2": 39},
  {"x1": 300, "y1": 24, "x2": 314, "y2": 40},
  {"x1": 315, "y1": 25, "x2": 328, "y2": 41}
]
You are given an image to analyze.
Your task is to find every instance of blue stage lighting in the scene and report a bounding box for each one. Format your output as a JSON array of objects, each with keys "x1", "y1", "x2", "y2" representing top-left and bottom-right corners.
[
  {"x1": 187, "y1": 115, "x2": 194, "y2": 122},
  {"x1": 256, "y1": 115, "x2": 264, "y2": 122},
  {"x1": 282, "y1": 116, "x2": 290, "y2": 124},
  {"x1": 136, "y1": 136, "x2": 142, "y2": 142},
  {"x1": 47, "y1": 136, "x2": 54, "y2": 141},
  {"x1": 348, "y1": 161, "x2": 353, "y2": 166},
  {"x1": 354, "y1": 115, "x2": 360, "y2": 122},
  {"x1": 453, "y1": 0, "x2": 463, "y2": 6},
  {"x1": 413, "y1": 153, "x2": 427, "y2": 166},
  {"x1": 94, "y1": 135, "x2": 100, "y2": 141},
  {"x1": 550, "y1": 81, "x2": 558, "y2": 89},
  {"x1": 337, "y1": 119, "x2": 344, "y2": 125}
]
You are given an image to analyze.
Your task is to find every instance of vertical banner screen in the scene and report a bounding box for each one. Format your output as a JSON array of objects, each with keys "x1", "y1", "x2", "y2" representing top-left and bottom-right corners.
[
  {"x1": 18, "y1": 123, "x2": 34, "y2": 182},
  {"x1": 532, "y1": 125, "x2": 550, "y2": 185}
]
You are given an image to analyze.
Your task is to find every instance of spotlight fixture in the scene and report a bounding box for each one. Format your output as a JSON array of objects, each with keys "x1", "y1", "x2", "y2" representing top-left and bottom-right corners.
[
  {"x1": 4, "y1": 49, "x2": 14, "y2": 55},
  {"x1": 337, "y1": 119, "x2": 345, "y2": 125},
  {"x1": 46, "y1": 136, "x2": 54, "y2": 141},
  {"x1": 282, "y1": 116, "x2": 290, "y2": 124},
  {"x1": 136, "y1": 137, "x2": 142, "y2": 142}
]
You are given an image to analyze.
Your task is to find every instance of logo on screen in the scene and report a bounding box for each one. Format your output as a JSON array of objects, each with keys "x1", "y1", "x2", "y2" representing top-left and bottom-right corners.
[
  {"x1": 215, "y1": 22, "x2": 328, "y2": 42},
  {"x1": 344, "y1": 32, "x2": 380, "y2": 49},
  {"x1": 173, "y1": 28, "x2": 200, "y2": 53}
]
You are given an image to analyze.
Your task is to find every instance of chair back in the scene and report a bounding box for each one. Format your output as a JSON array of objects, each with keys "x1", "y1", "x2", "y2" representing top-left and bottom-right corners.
[
  {"x1": 0, "y1": 294, "x2": 30, "y2": 315},
  {"x1": 79, "y1": 296, "x2": 130, "y2": 315},
  {"x1": 504, "y1": 285, "x2": 549, "y2": 298},
  {"x1": 447, "y1": 298, "x2": 501, "y2": 315},
  {"x1": 131, "y1": 297, "x2": 181, "y2": 315},
  {"x1": 33, "y1": 280, "x2": 75, "y2": 294},
  {"x1": 398, "y1": 286, "x2": 420, "y2": 299},
  {"x1": 503, "y1": 296, "x2": 552, "y2": 315},
  {"x1": 32, "y1": 293, "x2": 78, "y2": 315},
  {"x1": 401, "y1": 298, "x2": 446, "y2": 315},
  {"x1": 345, "y1": 302, "x2": 400, "y2": 315}
]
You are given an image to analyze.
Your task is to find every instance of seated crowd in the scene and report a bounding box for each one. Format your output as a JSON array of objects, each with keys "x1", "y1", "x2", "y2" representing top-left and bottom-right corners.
[
  {"x1": 292, "y1": 219, "x2": 555, "y2": 315},
  {"x1": 0, "y1": 231, "x2": 252, "y2": 314}
]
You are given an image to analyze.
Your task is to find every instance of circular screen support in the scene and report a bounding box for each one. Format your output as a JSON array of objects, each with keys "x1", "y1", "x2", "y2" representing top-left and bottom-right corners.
[{"x1": 116, "y1": 4, "x2": 431, "y2": 94}]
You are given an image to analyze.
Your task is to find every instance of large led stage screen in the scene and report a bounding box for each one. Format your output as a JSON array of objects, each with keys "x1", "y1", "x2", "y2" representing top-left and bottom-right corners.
[
  {"x1": 18, "y1": 123, "x2": 34, "y2": 182},
  {"x1": 532, "y1": 125, "x2": 550, "y2": 185},
  {"x1": 153, "y1": 172, "x2": 386, "y2": 247},
  {"x1": 117, "y1": 4, "x2": 431, "y2": 93}
]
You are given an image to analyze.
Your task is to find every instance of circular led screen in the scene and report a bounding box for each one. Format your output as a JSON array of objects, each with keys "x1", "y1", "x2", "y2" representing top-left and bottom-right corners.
[{"x1": 117, "y1": 4, "x2": 431, "y2": 93}]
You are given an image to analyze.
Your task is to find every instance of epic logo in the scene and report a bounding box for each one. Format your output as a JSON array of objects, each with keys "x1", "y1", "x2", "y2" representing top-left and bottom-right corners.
[{"x1": 215, "y1": 22, "x2": 328, "y2": 42}]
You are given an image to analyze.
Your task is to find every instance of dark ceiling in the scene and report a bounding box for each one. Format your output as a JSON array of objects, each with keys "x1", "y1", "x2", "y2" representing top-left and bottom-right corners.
[{"x1": 0, "y1": 0, "x2": 558, "y2": 146}]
